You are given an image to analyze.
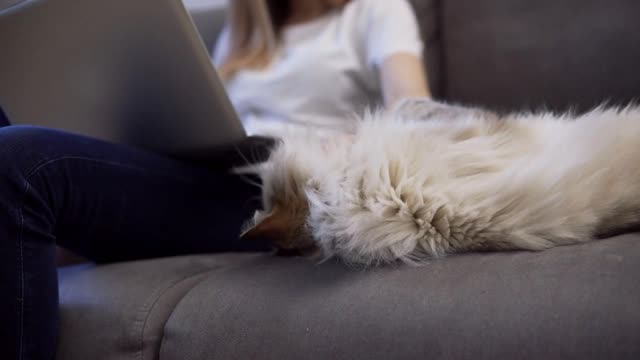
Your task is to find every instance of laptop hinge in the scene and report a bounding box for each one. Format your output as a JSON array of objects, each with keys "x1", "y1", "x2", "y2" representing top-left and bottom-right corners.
[{"x1": 0, "y1": 106, "x2": 9, "y2": 127}]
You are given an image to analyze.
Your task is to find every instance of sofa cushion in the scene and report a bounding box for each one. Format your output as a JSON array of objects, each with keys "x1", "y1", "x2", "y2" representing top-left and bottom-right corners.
[
  {"x1": 439, "y1": 0, "x2": 640, "y2": 112},
  {"x1": 408, "y1": 0, "x2": 441, "y2": 97},
  {"x1": 158, "y1": 234, "x2": 640, "y2": 360},
  {"x1": 56, "y1": 255, "x2": 249, "y2": 360},
  {"x1": 187, "y1": 1, "x2": 227, "y2": 55}
]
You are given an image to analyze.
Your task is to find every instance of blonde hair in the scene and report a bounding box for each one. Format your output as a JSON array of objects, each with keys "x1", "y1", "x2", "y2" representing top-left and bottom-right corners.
[{"x1": 218, "y1": 0, "x2": 350, "y2": 80}]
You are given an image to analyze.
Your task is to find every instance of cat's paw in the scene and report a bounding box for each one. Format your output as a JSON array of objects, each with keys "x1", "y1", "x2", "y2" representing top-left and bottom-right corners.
[{"x1": 393, "y1": 97, "x2": 498, "y2": 123}]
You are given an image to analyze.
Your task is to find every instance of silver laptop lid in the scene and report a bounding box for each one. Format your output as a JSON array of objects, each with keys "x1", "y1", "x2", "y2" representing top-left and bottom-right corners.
[{"x1": 0, "y1": 0, "x2": 245, "y2": 155}]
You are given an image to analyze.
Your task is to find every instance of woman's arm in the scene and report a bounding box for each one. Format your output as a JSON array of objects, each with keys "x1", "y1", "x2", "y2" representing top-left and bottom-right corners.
[{"x1": 380, "y1": 53, "x2": 431, "y2": 107}]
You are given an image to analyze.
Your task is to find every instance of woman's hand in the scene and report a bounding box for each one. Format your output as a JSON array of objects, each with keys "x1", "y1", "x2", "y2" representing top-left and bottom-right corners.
[{"x1": 380, "y1": 53, "x2": 431, "y2": 107}]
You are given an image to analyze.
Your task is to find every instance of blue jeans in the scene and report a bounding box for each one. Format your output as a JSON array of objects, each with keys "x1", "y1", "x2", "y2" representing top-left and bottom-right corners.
[{"x1": 0, "y1": 122, "x2": 269, "y2": 359}]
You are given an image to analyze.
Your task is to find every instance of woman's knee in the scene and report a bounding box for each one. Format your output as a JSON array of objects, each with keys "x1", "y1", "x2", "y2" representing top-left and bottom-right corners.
[
  {"x1": 0, "y1": 126, "x2": 69, "y2": 176},
  {"x1": 0, "y1": 126, "x2": 73, "y2": 233}
]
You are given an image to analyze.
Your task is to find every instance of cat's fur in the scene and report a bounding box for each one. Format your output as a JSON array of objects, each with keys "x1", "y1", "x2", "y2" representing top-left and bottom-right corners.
[{"x1": 240, "y1": 98, "x2": 640, "y2": 265}]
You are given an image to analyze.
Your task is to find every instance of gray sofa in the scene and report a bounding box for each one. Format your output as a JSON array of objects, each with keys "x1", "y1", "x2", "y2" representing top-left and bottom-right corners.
[{"x1": 57, "y1": 1, "x2": 640, "y2": 359}]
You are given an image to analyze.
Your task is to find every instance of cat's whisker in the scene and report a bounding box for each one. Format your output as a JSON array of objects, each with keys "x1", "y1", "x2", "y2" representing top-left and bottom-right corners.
[
  {"x1": 232, "y1": 142, "x2": 254, "y2": 168},
  {"x1": 237, "y1": 174, "x2": 263, "y2": 189}
]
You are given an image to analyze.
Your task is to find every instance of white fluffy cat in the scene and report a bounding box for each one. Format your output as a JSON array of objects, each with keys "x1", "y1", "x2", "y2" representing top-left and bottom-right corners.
[{"x1": 239, "y1": 98, "x2": 640, "y2": 265}]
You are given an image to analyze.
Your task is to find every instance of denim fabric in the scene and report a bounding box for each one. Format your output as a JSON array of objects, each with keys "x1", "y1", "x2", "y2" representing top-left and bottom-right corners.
[{"x1": 0, "y1": 125, "x2": 268, "y2": 360}]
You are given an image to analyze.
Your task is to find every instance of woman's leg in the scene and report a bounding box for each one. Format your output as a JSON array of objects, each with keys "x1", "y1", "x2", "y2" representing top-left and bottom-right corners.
[{"x1": 0, "y1": 125, "x2": 268, "y2": 360}]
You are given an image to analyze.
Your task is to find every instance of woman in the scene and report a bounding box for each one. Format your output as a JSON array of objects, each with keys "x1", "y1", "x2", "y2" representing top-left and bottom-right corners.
[
  {"x1": 213, "y1": 0, "x2": 430, "y2": 135},
  {"x1": 0, "y1": 1, "x2": 429, "y2": 359}
]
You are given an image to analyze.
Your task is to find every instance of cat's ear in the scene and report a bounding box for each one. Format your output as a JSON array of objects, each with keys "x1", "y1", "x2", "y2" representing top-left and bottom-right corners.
[{"x1": 240, "y1": 206, "x2": 288, "y2": 241}]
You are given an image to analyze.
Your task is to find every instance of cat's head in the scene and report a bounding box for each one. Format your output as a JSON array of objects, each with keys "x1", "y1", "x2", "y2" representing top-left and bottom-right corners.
[{"x1": 238, "y1": 128, "x2": 351, "y2": 258}]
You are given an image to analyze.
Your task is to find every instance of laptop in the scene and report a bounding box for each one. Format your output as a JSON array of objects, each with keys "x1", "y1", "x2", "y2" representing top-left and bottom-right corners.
[{"x1": 0, "y1": 0, "x2": 273, "y2": 166}]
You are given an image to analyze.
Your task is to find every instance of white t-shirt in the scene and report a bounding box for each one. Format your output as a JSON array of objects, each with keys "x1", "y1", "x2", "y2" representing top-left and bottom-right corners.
[{"x1": 212, "y1": 0, "x2": 423, "y2": 135}]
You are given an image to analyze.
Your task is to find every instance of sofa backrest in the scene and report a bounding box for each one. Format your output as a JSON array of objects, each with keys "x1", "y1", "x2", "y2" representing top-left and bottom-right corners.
[
  {"x1": 188, "y1": 1, "x2": 227, "y2": 57},
  {"x1": 410, "y1": 0, "x2": 640, "y2": 112},
  {"x1": 188, "y1": 0, "x2": 640, "y2": 113}
]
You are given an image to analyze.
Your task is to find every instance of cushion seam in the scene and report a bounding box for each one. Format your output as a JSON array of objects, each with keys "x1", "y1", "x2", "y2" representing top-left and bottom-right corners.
[{"x1": 134, "y1": 267, "x2": 220, "y2": 360}]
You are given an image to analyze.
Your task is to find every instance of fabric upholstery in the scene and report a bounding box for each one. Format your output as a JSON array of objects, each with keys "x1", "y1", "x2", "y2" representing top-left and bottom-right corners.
[
  {"x1": 56, "y1": 256, "x2": 239, "y2": 360},
  {"x1": 439, "y1": 0, "x2": 640, "y2": 112},
  {"x1": 408, "y1": 0, "x2": 442, "y2": 97},
  {"x1": 161, "y1": 235, "x2": 640, "y2": 360},
  {"x1": 58, "y1": 235, "x2": 640, "y2": 360},
  {"x1": 188, "y1": 3, "x2": 227, "y2": 56}
]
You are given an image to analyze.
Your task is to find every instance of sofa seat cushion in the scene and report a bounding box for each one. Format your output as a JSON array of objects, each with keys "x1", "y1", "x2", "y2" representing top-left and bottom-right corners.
[
  {"x1": 57, "y1": 254, "x2": 252, "y2": 360},
  {"x1": 58, "y1": 234, "x2": 640, "y2": 360},
  {"x1": 160, "y1": 234, "x2": 640, "y2": 360}
]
